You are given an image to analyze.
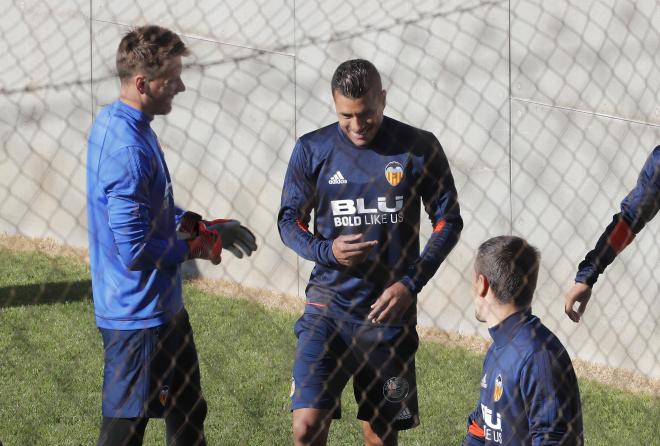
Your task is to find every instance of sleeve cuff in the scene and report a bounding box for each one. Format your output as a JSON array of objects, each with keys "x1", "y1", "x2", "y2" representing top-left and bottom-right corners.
[
  {"x1": 319, "y1": 239, "x2": 340, "y2": 267},
  {"x1": 399, "y1": 276, "x2": 419, "y2": 294},
  {"x1": 575, "y1": 268, "x2": 598, "y2": 287},
  {"x1": 174, "y1": 239, "x2": 190, "y2": 262},
  {"x1": 174, "y1": 207, "x2": 186, "y2": 225}
]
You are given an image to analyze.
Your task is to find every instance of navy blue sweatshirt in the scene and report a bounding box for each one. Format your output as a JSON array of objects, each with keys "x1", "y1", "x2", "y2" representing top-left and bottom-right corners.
[
  {"x1": 278, "y1": 117, "x2": 462, "y2": 324},
  {"x1": 463, "y1": 311, "x2": 583, "y2": 446},
  {"x1": 576, "y1": 146, "x2": 659, "y2": 286}
]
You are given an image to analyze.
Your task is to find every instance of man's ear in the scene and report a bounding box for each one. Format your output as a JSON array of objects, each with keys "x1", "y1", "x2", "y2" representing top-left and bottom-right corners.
[
  {"x1": 476, "y1": 273, "x2": 489, "y2": 298},
  {"x1": 135, "y1": 74, "x2": 147, "y2": 95}
]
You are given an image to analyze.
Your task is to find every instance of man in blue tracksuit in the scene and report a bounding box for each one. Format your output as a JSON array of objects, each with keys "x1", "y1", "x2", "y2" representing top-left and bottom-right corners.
[
  {"x1": 463, "y1": 236, "x2": 583, "y2": 446},
  {"x1": 565, "y1": 147, "x2": 659, "y2": 322},
  {"x1": 87, "y1": 25, "x2": 256, "y2": 445},
  {"x1": 279, "y1": 59, "x2": 462, "y2": 445}
]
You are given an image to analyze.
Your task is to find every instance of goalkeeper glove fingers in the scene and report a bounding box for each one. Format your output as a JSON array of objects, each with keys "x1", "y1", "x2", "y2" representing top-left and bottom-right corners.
[
  {"x1": 186, "y1": 222, "x2": 222, "y2": 264},
  {"x1": 176, "y1": 211, "x2": 203, "y2": 240},
  {"x1": 204, "y1": 219, "x2": 257, "y2": 259}
]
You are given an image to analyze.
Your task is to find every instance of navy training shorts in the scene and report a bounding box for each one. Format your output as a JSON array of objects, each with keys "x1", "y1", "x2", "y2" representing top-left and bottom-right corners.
[
  {"x1": 291, "y1": 313, "x2": 419, "y2": 431},
  {"x1": 99, "y1": 309, "x2": 205, "y2": 419}
]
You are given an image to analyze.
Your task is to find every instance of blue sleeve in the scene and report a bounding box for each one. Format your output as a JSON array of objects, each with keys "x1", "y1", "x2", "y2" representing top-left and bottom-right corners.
[
  {"x1": 400, "y1": 135, "x2": 463, "y2": 294},
  {"x1": 520, "y1": 351, "x2": 582, "y2": 446},
  {"x1": 100, "y1": 145, "x2": 188, "y2": 270},
  {"x1": 576, "y1": 147, "x2": 660, "y2": 286},
  {"x1": 174, "y1": 206, "x2": 186, "y2": 225},
  {"x1": 278, "y1": 139, "x2": 339, "y2": 267},
  {"x1": 462, "y1": 403, "x2": 486, "y2": 445}
]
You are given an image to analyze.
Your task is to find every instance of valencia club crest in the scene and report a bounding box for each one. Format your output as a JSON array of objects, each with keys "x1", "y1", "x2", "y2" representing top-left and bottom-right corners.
[
  {"x1": 385, "y1": 161, "x2": 404, "y2": 186},
  {"x1": 493, "y1": 374, "x2": 503, "y2": 402}
]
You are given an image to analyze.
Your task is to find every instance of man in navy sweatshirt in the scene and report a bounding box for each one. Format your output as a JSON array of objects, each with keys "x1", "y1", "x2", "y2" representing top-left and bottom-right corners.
[
  {"x1": 565, "y1": 146, "x2": 659, "y2": 322},
  {"x1": 87, "y1": 25, "x2": 256, "y2": 445},
  {"x1": 463, "y1": 236, "x2": 583, "y2": 446},
  {"x1": 279, "y1": 59, "x2": 462, "y2": 445}
]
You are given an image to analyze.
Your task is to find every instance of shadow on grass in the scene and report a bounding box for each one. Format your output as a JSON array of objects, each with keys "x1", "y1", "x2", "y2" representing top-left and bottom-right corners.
[{"x1": 0, "y1": 280, "x2": 92, "y2": 308}]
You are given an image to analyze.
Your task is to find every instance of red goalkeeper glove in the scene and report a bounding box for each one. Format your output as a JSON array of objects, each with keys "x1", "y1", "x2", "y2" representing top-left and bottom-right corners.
[
  {"x1": 186, "y1": 222, "x2": 222, "y2": 264},
  {"x1": 204, "y1": 219, "x2": 257, "y2": 259},
  {"x1": 176, "y1": 211, "x2": 203, "y2": 240}
]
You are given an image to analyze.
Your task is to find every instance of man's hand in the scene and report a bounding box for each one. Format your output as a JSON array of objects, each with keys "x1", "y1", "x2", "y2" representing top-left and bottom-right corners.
[
  {"x1": 331, "y1": 234, "x2": 378, "y2": 267},
  {"x1": 564, "y1": 282, "x2": 592, "y2": 323},
  {"x1": 367, "y1": 282, "x2": 414, "y2": 324},
  {"x1": 186, "y1": 222, "x2": 222, "y2": 264},
  {"x1": 204, "y1": 219, "x2": 257, "y2": 259}
]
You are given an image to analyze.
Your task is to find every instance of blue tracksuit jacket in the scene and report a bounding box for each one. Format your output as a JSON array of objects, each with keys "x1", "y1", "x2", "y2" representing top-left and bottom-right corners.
[
  {"x1": 462, "y1": 310, "x2": 583, "y2": 446},
  {"x1": 278, "y1": 116, "x2": 463, "y2": 324},
  {"x1": 87, "y1": 100, "x2": 189, "y2": 330},
  {"x1": 576, "y1": 146, "x2": 659, "y2": 286}
]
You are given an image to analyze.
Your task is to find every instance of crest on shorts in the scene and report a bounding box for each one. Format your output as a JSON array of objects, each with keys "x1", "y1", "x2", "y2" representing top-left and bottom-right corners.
[
  {"x1": 159, "y1": 386, "x2": 170, "y2": 406},
  {"x1": 385, "y1": 161, "x2": 404, "y2": 186},
  {"x1": 290, "y1": 377, "x2": 296, "y2": 398},
  {"x1": 383, "y1": 377, "x2": 409, "y2": 403},
  {"x1": 493, "y1": 374, "x2": 503, "y2": 402}
]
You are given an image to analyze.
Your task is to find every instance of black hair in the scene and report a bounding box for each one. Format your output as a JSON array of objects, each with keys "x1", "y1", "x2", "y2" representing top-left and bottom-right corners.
[{"x1": 331, "y1": 59, "x2": 382, "y2": 98}]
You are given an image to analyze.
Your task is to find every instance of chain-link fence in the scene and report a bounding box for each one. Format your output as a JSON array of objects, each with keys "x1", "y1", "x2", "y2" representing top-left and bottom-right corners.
[{"x1": 1, "y1": 0, "x2": 659, "y2": 443}]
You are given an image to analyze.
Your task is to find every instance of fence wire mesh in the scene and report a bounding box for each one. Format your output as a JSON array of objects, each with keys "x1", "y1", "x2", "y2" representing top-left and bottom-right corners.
[{"x1": 1, "y1": 0, "x2": 659, "y2": 445}]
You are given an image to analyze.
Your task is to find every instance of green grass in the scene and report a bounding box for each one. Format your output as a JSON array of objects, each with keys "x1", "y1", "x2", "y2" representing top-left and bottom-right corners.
[{"x1": 0, "y1": 250, "x2": 657, "y2": 445}]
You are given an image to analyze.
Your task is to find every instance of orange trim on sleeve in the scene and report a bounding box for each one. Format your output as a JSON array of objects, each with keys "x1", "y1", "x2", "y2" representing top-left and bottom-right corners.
[
  {"x1": 468, "y1": 420, "x2": 485, "y2": 438},
  {"x1": 296, "y1": 218, "x2": 309, "y2": 232},
  {"x1": 608, "y1": 219, "x2": 635, "y2": 254},
  {"x1": 433, "y1": 219, "x2": 446, "y2": 233}
]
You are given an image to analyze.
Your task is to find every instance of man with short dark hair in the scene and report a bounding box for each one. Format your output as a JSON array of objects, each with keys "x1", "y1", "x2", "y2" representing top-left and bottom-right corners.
[
  {"x1": 87, "y1": 24, "x2": 256, "y2": 445},
  {"x1": 463, "y1": 236, "x2": 583, "y2": 446},
  {"x1": 278, "y1": 59, "x2": 462, "y2": 445}
]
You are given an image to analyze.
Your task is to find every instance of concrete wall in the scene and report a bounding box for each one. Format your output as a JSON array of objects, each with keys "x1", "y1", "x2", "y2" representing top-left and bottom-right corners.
[{"x1": 1, "y1": 0, "x2": 658, "y2": 377}]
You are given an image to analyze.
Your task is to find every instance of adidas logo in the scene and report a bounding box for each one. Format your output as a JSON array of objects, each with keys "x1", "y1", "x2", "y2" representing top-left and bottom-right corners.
[
  {"x1": 395, "y1": 407, "x2": 412, "y2": 420},
  {"x1": 328, "y1": 171, "x2": 348, "y2": 184}
]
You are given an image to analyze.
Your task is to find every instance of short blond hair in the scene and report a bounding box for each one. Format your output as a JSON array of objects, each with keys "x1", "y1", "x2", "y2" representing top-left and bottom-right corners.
[{"x1": 116, "y1": 25, "x2": 189, "y2": 81}]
